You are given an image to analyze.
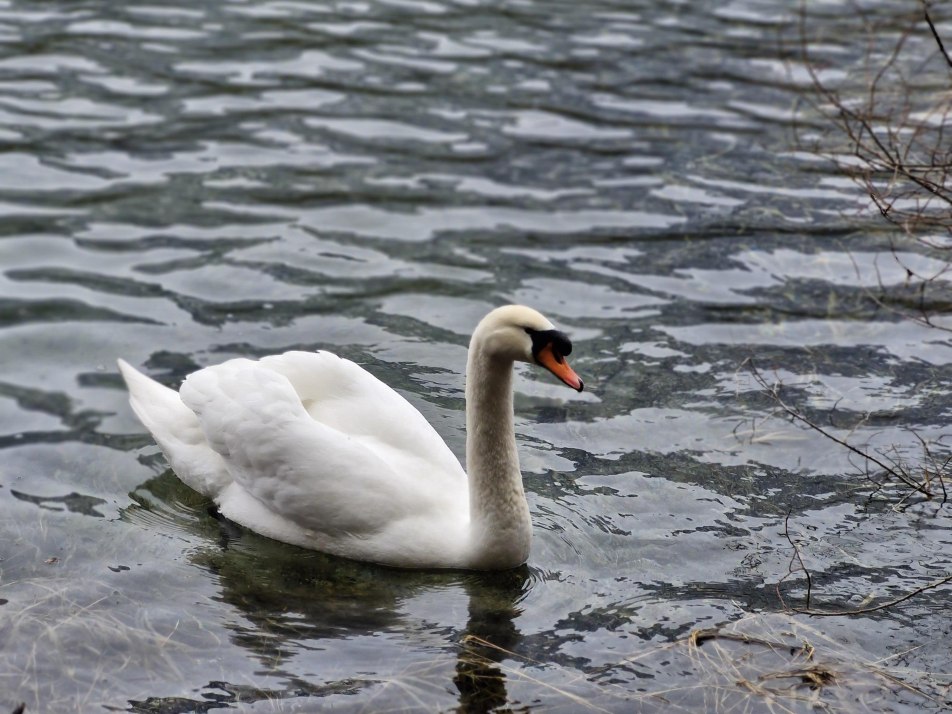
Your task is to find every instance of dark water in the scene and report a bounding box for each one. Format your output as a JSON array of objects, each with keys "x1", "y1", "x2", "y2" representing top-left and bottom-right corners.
[{"x1": 1, "y1": 0, "x2": 950, "y2": 712}]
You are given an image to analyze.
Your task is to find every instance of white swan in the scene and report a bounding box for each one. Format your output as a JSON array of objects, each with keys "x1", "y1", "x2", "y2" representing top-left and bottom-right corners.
[{"x1": 118, "y1": 305, "x2": 583, "y2": 570}]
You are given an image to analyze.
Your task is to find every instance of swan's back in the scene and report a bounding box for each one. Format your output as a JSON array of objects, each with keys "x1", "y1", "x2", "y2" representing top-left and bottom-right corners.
[{"x1": 258, "y1": 351, "x2": 464, "y2": 482}]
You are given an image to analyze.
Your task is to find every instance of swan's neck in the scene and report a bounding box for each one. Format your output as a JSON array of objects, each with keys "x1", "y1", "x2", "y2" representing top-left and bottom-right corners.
[{"x1": 465, "y1": 345, "x2": 531, "y2": 569}]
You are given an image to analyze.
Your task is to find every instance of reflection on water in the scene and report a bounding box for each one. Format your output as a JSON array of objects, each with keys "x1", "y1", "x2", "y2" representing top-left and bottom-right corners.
[
  {"x1": 126, "y1": 471, "x2": 533, "y2": 712},
  {"x1": 0, "y1": 0, "x2": 950, "y2": 712}
]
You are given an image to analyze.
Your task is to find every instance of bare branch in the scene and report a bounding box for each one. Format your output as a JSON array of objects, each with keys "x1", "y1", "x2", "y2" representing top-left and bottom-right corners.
[
  {"x1": 799, "y1": 1, "x2": 952, "y2": 242},
  {"x1": 777, "y1": 512, "x2": 813, "y2": 611},
  {"x1": 744, "y1": 359, "x2": 934, "y2": 498},
  {"x1": 792, "y1": 573, "x2": 952, "y2": 617},
  {"x1": 924, "y1": 2, "x2": 952, "y2": 69}
]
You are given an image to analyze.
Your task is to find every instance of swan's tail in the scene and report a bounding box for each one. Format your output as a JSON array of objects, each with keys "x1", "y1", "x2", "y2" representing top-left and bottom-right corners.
[{"x1": 117, "y1": 359, "x2": 231, "y2": 498}]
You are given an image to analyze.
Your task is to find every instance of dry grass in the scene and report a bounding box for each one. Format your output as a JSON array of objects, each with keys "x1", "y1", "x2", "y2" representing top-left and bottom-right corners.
[
  {"x1": 0, "y1": 575, "x2": 219, "y2": 713},
  {"x1": 448, "y1": 613, "x2": 946, "y2": 713},
  {"x1": 4, "y1": 583, "x2": 945, "y2": 714}
]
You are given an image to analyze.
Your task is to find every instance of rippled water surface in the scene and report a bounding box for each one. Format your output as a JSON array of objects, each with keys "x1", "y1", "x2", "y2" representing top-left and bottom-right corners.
[{"x1": 2, "y1": 0, "x2": 951, "y2": 712}]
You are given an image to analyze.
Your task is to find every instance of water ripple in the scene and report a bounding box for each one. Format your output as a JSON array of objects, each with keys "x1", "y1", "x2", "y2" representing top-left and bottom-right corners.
[{"x1": 1, "y1": 1, "x2": 948, "y2": 711}]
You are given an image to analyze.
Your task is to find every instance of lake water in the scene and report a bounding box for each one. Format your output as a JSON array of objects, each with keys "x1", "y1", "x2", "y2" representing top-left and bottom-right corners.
[{"x1": 1, "y1": 0, "x2": 950, "y2": 712}]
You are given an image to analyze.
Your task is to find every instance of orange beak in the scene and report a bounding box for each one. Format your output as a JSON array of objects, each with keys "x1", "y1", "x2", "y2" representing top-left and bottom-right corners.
[{"x1": 537, "y1": 343, "x2": 584, "y2": 392}]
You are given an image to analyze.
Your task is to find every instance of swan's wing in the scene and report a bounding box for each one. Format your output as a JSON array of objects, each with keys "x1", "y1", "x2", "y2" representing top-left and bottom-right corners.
[
  {"x1": 179, "y1": 356, "x2": 465, "y2": 536},
  {"x1": 258, "y1": 351, "x2": 465, "y2": 485}
]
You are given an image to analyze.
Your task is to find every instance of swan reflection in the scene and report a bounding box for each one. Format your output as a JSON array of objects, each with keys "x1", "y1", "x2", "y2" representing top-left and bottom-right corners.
[{"x1": 125, "y1": 470, "x2": 531, "y2": 711}]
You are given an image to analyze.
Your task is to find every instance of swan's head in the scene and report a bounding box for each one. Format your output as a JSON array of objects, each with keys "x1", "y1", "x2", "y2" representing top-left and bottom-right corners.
[{"x1": 474, "y1": 305, "x2": 584, "y2": 392}]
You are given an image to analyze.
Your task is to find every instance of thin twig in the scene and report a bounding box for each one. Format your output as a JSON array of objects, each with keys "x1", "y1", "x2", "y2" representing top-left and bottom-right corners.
[
  {"x1": 911, "y1": 429, "x2": 950, "y2": 505},
  {"x1": 924, "y1": 2, "x2": 952, "y2": 69},
  {"x1": 776, "y1": 512, "x2": 813, "y2": 611},
  {"x1": 745, "y1": 359, "x2": 932, "y2": 497},
  {"x1": 799, "y1": 0, "x2": 952, "y2": 243},
  {"x1": 689, "y1": 628, "x2": 807, "y2": 654},
  {"x1": 792, "y1": 573, "x2": 952, "y2": 617}
]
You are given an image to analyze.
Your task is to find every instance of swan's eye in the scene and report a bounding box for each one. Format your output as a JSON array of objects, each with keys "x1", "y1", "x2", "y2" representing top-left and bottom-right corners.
[{"x1": 526, "y1": 328, "x2": 573, "y2": 362}]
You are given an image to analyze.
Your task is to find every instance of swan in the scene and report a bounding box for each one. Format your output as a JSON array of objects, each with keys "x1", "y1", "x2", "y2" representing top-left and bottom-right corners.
[{"x1": 117, "y1": 305, "x2": 583, "y2": 570}]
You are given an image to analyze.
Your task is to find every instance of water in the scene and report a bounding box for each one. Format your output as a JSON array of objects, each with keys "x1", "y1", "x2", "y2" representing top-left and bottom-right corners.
[{"x1": 1, "y1": 0, "x2": 950, "y2": 711}]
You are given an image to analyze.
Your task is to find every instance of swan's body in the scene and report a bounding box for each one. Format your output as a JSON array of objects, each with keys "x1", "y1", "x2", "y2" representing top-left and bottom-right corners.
[{"x1": 118, "y1": 305, "x2": 582, "y2": 570}]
